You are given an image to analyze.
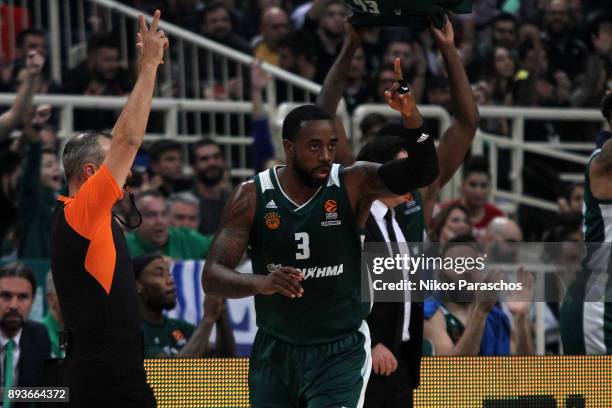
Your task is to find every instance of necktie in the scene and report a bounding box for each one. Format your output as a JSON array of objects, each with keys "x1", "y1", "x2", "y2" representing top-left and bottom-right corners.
[
  {"x1": 3, "y1": 339, "x2": 15, "y2": 408},
  {"x1": 384, "y1": 209, "x2": 399, "y2": 254}
]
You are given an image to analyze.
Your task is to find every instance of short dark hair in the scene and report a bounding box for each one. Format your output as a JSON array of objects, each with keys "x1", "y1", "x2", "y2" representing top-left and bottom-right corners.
[
  {"x1": 188, "y1": 138, "x2": 223, "y2": 166},
  {"x1": 359, "y1": 113, "x2": 388, "y2": 136},
  {"x1": 149, "y1": 139, "x2": 183, "y2": 164},
  {"x1": 87, "y1": 33, "x2": 119, "y2": 55},
  {"x1": 463, "y1": 155, "x2": 490, "y2": 179},
  {"x1": 16, "y1": 28, "x2": 45, "y2": 48},
  {"x1": 493, "y1": 12, "x2": 518, "y2": 27},
  {"x1": 133, "y1": 253, "x2": 164, "y2": 280},
  {"x1": 281, "y1": 105, "x2": 332, "y2": 141},
  {"x1": 356, "y1": 134, "x2": 405, "y2": 164},
  {"x1": 0, "y1": 262, "x2": 36, "y2": 296},
  {"x1": 601, "y1": 91, "x2": 612, "y2": 123},
  {"x1": 203, "y1": 2, "x2": 230, "y2": 21},
  {"x1": 278, "y1": 31, "x2": 316, "y2": 62},
  {"x1": 62, "y1": 131, "x2": 111, "y2": 182}
]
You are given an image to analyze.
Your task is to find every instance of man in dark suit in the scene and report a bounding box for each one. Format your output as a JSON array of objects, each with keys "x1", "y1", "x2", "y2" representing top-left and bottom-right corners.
[
  {"x1": 357, "y1": 134, "x2": 424, "y2": 407},
  {"x1": 0, "y1": 262, "x2": 51, "y2": 405}
]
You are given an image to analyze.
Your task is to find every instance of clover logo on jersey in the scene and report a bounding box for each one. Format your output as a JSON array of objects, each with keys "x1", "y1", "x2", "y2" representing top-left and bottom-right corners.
[{"x1": 265, "y1": 212, "x2": 281, "y2": 230}]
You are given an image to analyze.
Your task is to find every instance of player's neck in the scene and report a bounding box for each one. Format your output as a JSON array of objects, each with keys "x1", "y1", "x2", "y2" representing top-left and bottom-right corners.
[
  {"x1": 140, "y1": 304, "x2": 164, "y2": 325},
  {"x1": 276, "y1": 165, "x2": 321, "y2": 206}
]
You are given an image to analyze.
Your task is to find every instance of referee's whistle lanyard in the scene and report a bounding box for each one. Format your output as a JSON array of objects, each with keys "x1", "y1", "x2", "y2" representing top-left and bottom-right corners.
[{"x1": 113, "y1": 191, "x2": 143, "y2": 229}]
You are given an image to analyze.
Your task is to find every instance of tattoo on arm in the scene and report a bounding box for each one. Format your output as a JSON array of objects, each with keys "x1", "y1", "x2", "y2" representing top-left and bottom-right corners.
[{"x1": 202, "y1": 182, "x2": 261, "y2": 298}]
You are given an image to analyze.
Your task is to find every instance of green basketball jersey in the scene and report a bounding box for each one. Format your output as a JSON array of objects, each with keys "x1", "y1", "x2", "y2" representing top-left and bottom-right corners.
[
  {"x1": 561, "y1": 150, "x2": 612, "y2": 355},
  {"x1": 396, "y1": 190, "x2": 425, "y2": 243},
  {"x1": 250, "y1": 164, "x2": 368, "y2": 345}
]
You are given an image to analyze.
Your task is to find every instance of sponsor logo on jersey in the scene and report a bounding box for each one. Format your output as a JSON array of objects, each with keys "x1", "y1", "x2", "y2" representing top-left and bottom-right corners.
[
  {"x1": 265, "y1": 199, "x2": 277, "y2": 209},
  {"x1": 171, "y1": 329, "x2": 187, "y2": 347},
  {"x1": 323, "y1": 199, "x2": 341, "y2": 225},
  {"x1": 264, "y1": 212, "x2": 281, "y2": 230},
  {"x1": 296, "y1": 264, "x2": 344, "y2": 280},
  {"x1": 266, "y1": 263, "x2": 281, "y2": 273}
]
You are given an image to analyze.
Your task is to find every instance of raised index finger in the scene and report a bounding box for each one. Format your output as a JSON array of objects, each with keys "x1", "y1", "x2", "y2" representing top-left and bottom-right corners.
[
  {"x1": 150, "y1": 9, "x2": 161, "y2": 33},
  {"x1": 394, "y1": 58, "x2": 403, "y2": 80}
]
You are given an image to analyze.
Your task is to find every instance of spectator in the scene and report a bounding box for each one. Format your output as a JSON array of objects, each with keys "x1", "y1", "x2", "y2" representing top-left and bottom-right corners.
[
  {"x1": 359, "y1": 113, "x2": 388, "y2": 146},
  {"x1": 134, "y1": 254, "x2": 236, "y2": 357},
  {"x1": 189, "y1": 139, "x2": 231, "y2": 235},
  {"x1": 62, "y1": 33, "x2": 132, "y2": 131},
  {"x1": 423, "y1": 235, "x2": 513, "y2": 355},
  {"x1": 169, "y1": 192, "x2": 201, "y2": 230},
  {"x1": 381, "y1": 38, "x2": 427, "y2": 103},
  {"x1": 126, "y1": 190, "x2": 212, "y2": 259},
  {"x1": 344, "y1": 46, "x2": 369, "y2": 113},
  {"x1": 429, "y1": 203, "x2": 472, "y2": 243},
  {"x1": 17, "y1": 120, "x2": 63, "y2": 259},
  {"x1": 0, "y1": 28, "x2": 52, "y2": 93},
  {"x1": 471, "y1": 13, "x2": 519, "y2": 80},
  {"x1": 250, "y1": 60, "x2": 276, "y2": 171},
  {"x1": 253, "y1": 7, "x2": 290, "y2": 65},
  {"x1": 558, "y1": 182, "x2": 584, "y2": 213},
  {"x1": 437, "y1": 156, "x2": 505, "y2": 238},
  {"x1": 542, "y1": 0, "x2": 589, "y2": 81},
  {"x1": 301, "y1": 0, "x2": 348, "y2": 83},
  {"x1": 0, "y1": 262, "x2": 51, "y2": 391},
  {"x1": 277, "y1": 31, "x2": 317, "y2": 81},
  {"x1": 482, "y1": 217, "x2": 535, "y2": 355},
  {"x1": 372, "y1": 63, "x2": 397, "y2": 103},
  {"x1": 202, "y1": 2, "x2": 251, "y2": 54},
  {"x1": 148, "y1": 139, "x2": 191, "y2": 197},
  {"x1": 41, "y1": 271, "x2": 64, "y2": 359}
]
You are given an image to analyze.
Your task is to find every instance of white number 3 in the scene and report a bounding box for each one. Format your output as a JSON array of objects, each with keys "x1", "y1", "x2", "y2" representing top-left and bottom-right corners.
[{"x1": 295, "y1": 232, "x2": 310, "y2": 260}]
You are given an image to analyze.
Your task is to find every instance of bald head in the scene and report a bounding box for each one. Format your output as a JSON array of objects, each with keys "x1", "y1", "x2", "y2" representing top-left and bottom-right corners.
[
  {"x1": 261, "y1": 7, "x2": 289, "y2": 49},
  {"x1": 486, "y1": 217, "x2": 523, "y2": 242}
]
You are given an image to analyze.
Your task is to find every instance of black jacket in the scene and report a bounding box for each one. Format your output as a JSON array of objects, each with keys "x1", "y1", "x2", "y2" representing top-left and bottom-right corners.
[{"x1": 364, "y1": 211, "x2": 424, "y2": 389}]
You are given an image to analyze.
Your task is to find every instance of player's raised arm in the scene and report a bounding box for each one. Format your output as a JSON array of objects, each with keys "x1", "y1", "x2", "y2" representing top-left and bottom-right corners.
[
  {"x1": 419, "y1": 17, "x2": 479, "y2": 222},
  {"x1": 202, "y1": 182, "x2": 304, "y2": 299},
  {"x1": 344, "y1": 58, "x2": 439, "y2": 210},
  {"x1": 103, "y1": 10, "x2": 168, "y2": 188}
]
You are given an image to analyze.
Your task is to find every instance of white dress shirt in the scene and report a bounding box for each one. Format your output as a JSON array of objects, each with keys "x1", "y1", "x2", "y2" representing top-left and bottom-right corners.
[
  {"x1": 371, "y1": 200, "x2": 411, "y2": 342},
  {"x1": 0, "y1": 329, "x2": 22, "y2": 387}
]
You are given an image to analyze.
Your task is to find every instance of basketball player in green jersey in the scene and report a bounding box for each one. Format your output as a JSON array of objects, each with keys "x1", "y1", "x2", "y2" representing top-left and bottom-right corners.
[
  {"x1": 560, "y1": 91, "x2": 612, "y2": 355},
  {"x1": 202, "y1": 63, "x2": 439, "y2": 407}
]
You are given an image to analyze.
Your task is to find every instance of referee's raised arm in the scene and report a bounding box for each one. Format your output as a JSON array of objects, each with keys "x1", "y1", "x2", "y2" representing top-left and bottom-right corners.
[{"x1": 104, "y1": 10, "x2": 169, "y2": 188}]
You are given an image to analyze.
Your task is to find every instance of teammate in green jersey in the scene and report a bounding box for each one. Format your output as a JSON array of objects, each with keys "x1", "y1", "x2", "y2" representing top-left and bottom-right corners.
[
  {"x1": 202, "y1": 45, "x2": 440, "y2": 408},
  {"x1": 560, "y1": 91, "x2": 612, "y2": 355}
]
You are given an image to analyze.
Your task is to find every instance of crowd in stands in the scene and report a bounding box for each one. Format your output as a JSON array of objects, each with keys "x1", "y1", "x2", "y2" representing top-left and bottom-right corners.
[{"x1": 0, "y1": 0, "x2": 610, "y2": 392}]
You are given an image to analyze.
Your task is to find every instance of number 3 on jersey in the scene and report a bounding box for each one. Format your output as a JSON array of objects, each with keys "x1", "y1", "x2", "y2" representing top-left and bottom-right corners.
[{"x1": 295, "y1": 232, "x2": 310, "y2": 260}]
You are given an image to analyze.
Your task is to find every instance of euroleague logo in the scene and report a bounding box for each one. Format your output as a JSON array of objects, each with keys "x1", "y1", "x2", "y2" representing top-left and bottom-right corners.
[
  {"x1": 265, "y1": 212, "x2": 281, "y2": 230},
  {"x1": 324, "y1": 199, "x2": 337, "y2": 213},
  {"x1": 322, "y1": 199, "x2": 341, "y2": 226}
]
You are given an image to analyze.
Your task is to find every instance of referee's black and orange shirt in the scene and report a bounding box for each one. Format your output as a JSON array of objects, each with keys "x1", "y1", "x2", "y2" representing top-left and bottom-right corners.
[{"x1": 50, "y1": 164, "x2": 141, "y2": 344}]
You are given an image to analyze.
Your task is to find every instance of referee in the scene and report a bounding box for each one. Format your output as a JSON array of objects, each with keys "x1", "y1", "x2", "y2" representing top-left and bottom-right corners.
[{"x1": 50, "y1": 11, "x2": 168, "y2": 407}]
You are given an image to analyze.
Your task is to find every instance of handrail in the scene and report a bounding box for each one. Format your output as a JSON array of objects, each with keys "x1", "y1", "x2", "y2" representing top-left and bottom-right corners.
[
  {"x1": 476, "y1": 131, "x2": 589, "y2": 165},
  {"x1": 86, "y1": 0, "x2": 322, "y2": 95}
]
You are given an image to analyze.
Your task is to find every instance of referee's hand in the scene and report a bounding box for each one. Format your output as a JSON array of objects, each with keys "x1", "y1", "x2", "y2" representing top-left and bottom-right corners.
[{"x1": 372, "y1": 343, "x2": 398, "y2": 376}]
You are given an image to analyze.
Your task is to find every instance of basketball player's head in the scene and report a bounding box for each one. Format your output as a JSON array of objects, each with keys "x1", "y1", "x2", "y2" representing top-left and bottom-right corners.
[
  {"x1": 282, "y1": 105, "x2": 336, "y2": 187},
  {"x1": 134, "y1": 254, "x2": 177, "y2": 311}
]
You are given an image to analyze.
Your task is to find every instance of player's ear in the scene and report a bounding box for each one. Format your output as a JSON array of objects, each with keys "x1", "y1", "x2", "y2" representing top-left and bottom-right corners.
[{"x1": 282, "y1": 138, "x2": 293, "y2": 156}]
